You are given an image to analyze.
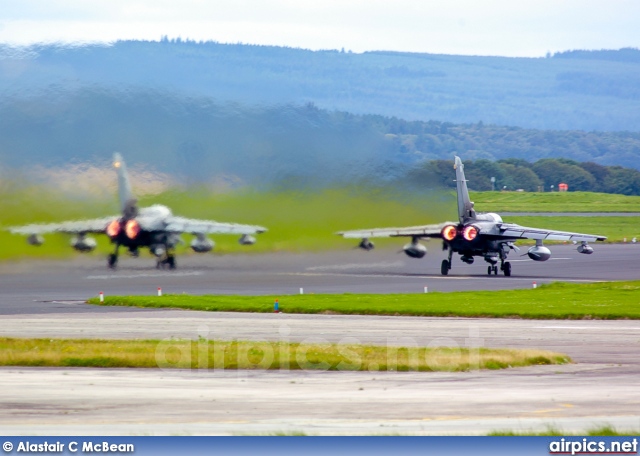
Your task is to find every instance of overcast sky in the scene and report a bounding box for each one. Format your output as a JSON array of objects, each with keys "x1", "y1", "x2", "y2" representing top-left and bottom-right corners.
[{"x1": 0, "y1": 0, "x2": 638, "y2": 57}]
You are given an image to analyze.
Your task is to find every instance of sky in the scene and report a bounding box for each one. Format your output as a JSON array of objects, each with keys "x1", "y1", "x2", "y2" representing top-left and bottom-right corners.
[{"x1": 0, "y1": 0, "x2": 638, "y2": 57}]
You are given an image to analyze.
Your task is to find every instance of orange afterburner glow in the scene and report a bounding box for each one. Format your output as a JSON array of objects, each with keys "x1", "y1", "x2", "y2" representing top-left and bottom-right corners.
[
  {"x1": 441, "y1": 225, "x2": 457, "y2": 241},
  {"x1": 106, "y1": 219, "x2": 120, "y2": 238},
  {"x1": 463, "y1": 225, "x2": 479, "y2": 241},
  {"x1": 125, "y1": 220, "x2": 140, "y2": 239}
]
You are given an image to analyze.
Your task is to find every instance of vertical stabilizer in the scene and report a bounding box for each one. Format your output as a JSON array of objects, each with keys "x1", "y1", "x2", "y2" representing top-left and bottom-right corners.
[
  {"x1": 454, "y1": 156, "x2": 475, "y2": 223},
  {"x1": 113, "y1": 153, "x2": 138, "y2": 219}
]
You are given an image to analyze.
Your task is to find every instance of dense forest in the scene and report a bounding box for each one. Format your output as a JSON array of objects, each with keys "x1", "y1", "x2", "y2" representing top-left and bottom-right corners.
[
  {"x1": 409, "y1": 158, "x2": 640, "y2": 196},
  {"x1": 1, "y1": 40, "x2": 639, "y2": 131},
  {"x1": 1, "y1": 89, "x2": 640, "y2": 192},
  {"x1": 2, "y1": 41, "x2": 640, "y2": 194}
]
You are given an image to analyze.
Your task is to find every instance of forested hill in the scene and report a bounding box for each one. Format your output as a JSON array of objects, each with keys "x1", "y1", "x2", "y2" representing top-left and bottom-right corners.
[
  {"x1": 1, "y1": 88, "x2": 639, "y2": 188},
  {"x1": 1, "y1": 41, "x2": 640, "y2": 132}
]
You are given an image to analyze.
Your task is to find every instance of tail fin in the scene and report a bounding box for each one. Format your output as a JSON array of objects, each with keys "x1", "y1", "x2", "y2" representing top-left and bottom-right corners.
[
  {"x1": 454, "y1": 156, "x2": 475, "y2": 223},
  {"x1": 113, "y1": 153, "x2": 138, "y2": 219}
]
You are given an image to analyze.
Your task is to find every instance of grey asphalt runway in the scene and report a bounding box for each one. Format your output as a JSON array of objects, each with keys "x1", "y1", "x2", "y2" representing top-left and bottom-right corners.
[
  {"x1": 0, "y1": 244, "x2": 638, "y2": 314},
  {"x1": 0, "y1": 244, "x2": 639, "y2": 435}
]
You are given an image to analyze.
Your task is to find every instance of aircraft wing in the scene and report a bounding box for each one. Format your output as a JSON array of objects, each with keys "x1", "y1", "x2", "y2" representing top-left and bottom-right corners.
[
  {"x1": 339, "y1": 222, "x2": 452, "y2": 239},
  {"x1": 164, "y1": 217, "x2": 267, "y2": 235},
  {"x1": 9, "y1": 216, "x2": 118, "y2": 235},
  {"x1": 496, "y1": 223, "x2": 606, "y2": 242}
]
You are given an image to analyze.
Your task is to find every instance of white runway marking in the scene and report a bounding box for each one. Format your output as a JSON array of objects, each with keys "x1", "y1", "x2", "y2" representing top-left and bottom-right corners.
[
  {"x1": 306, "y1": 261, "x2": 405, "y2": 271},
  {"x1": 510, "y1": 257, "x2": 572, "y2": 262},
  {"x1": 535, "y1": 326, "x2": 640, "y2": 331},
  {"x1": 86, "y1": 271, "x2": 203, "y2": 280},
  {"x1": 281, "y1": 272, "x2": 599, "y2": 282}
]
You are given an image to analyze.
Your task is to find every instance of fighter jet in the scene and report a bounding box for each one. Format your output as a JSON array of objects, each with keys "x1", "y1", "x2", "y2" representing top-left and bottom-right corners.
[
  {"x1": 9, "y1": 153, "x2": 267, "y2": 269},
  {"x1": 338, "y1": 156, "x2": 606, "y2": 276}
]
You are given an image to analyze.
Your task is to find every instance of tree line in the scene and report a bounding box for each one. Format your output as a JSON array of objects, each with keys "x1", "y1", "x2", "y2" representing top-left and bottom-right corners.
[{"x1": 407, "y1": 158, "x2": 640, "y2": 195}]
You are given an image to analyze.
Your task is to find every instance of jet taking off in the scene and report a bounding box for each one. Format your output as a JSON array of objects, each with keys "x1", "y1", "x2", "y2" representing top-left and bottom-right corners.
[
  {"x1": 10, "y1": 153, "x2": 267, "y2": 269},
  {"x1": 339, "y1": 156, "x2": 606, "y2": 276}
]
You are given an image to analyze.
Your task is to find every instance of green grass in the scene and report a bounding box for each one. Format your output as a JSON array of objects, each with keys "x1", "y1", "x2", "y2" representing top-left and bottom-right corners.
[
  {"x1": 471, "y1": 191, "x2": 640, "y2": 213},
  {"x1": 2, "y1": 183, "x2": 639, "y2": 262},
  {"x1": 0, "y1": 337, "x2": 569, "y2": 372},
  {"x1": 87, "y1": 280, "x2": 640, "y2": 320},
  {"x1": 489, "y1": 424, "x2": 640, "y2": 436},
  {"x1": 506, "y1": 216, "x2": 637, "y2": 242}
]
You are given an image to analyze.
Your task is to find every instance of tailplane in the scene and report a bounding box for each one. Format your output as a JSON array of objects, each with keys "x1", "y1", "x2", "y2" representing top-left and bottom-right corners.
[
  {"x1": 454, "y1": 156, "x2": 475, "y2": 223},
  {"x1": 113, "y1": 153, "x2": 138, "y2": 219}
]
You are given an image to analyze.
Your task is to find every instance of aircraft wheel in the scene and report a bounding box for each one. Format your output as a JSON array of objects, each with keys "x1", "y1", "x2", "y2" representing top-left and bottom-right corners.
[
  {"x1": 503, "y1": 261, "x2": 512, "y2": 277},
  {"x1": 493, "y1": 265, "x2": 498, "y2": 275},
  {"x1": 167, "y1": 255, "x2": 176, "y2": 270},
  {"x1": 107, "y1": 253, "x2": 118, "y2": 269},
  {"x1": 487, "y1": 266, "x2": 492, "y2": 275},
  {"x1": 441, "y1": 259, "x2": 450, "y2": 276}
]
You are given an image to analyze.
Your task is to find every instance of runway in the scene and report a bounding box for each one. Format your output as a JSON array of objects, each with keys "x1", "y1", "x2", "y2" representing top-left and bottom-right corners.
[
  {"x1": 0, "y1": 243, "x2": 638, "y2": 314},
  {"x1": 0, "y1": 244, "x2": 639, "y2": 435}
]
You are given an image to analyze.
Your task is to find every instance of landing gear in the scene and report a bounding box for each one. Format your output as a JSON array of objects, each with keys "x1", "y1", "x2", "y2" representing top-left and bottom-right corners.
[
  {"x1": 441, "y1": 259, "x2": 450, "y2": 276},
  {"x1": 156, "y1": 253, "x2": 177, "y2": 270},
  {"x1": 487, "y1": 265, "x2": 498, "y2": 275},
  {"x1": 441, "y1": 249, "x2": 453, "y2": 276},
  {"x1": 107, "y1": 244, "x2": 120, "y2": 269},
  {"x1": 502, "y1": 261, "x2": 511, "y2": 277}
]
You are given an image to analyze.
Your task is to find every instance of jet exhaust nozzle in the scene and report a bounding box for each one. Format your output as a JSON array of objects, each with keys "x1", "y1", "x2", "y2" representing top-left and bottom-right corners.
[{"x1": 527, "y1": 245, "x2": 551, "y2": 261}]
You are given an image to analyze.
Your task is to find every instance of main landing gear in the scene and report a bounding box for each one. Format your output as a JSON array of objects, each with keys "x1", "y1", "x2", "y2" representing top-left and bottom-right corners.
[
  {"x1": 442, "y1": 251, "x2": 513, "y2": 277},
  {"x1": 440, "y1": 249, "x2": 453, "y2": 275},
  {"x1": 108, "y1": 252, "x2": 118, "y2": 269},
  {"x1": 487, "y1": 262, "x2": 511, "y2": 276},
  {"x1": 156, "y1": 253, "x2": 177, "y2": 270},
  {"x1": 501, "y1": 261, "x2": 511, "y2": 277},
  {"x1": 108, "y1": 243, "x2": 120, "y2": 269}
]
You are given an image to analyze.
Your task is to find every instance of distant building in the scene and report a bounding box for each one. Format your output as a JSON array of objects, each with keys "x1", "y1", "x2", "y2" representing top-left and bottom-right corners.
[{"x1": 558, "y1": 183, "x2": 568, "y2": 192}]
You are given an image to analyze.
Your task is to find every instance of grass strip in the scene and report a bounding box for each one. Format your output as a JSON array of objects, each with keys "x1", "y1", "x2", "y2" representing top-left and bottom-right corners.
[
  {"x1": 471, "y1": 191, "x2": 640, "y2": 213},
  {"x1": 0, "y1": 337, "x2": 569, "y2": 371},
  {"x1": 489, "y1": 425, "x2": 640, "y2": 436},
  {"x1": 3, "y1": 187, "x2": 639, "y2": 262},
  {"x1": 87, "y1": 281, "x2": 640, "y2": 320}
]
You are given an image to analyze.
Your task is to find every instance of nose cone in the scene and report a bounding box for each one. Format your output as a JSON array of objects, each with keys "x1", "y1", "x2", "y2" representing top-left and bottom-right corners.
[{"x1": 454, "y1": 156, "x2": 463, "y2": 168}]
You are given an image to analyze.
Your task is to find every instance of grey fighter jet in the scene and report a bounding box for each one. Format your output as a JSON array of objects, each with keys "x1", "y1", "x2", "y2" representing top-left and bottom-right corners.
[
  {"x1": 9, "y1": 153, "x2": 267, "y2": 269},
  {"x1": 338, "y1": 156, "x2": 606, "y2": 276}
]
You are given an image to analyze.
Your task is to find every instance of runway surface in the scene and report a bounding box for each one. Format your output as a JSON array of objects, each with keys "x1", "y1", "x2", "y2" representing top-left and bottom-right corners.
[
  {"x1": 0, "y1": 244, "x2": 639, "y2": 435},
  {"x1": 1, "y1": 244, "x2": 639, "y2": 314}
]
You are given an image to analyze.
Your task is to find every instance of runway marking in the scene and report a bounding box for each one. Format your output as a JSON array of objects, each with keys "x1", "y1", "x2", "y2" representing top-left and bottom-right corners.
[
  {"x1": 307, "y1": 261, "x2": 405, "y2": 271},
  {"x1": 86, "y1": 271, "x2": 203, "y2": 280},
  {"x1": 279, "y1": 272, "x2": 599, "y2": 282},
  {"x1": 535, "y1": 326, "x2": 640, "y2": 331},
  {"x1": 510, "y1": 258, "x2": 572, "y2": 262}
]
